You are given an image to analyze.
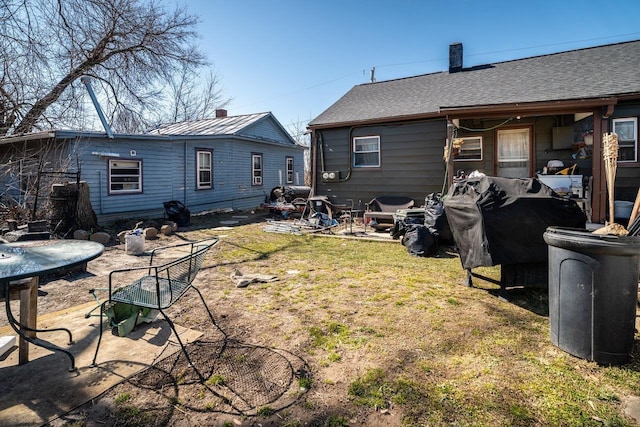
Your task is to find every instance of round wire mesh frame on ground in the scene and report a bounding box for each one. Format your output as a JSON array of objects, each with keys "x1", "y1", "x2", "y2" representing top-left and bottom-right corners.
[{"x1": 131, "y1": 338, "x2": 311, "y2": 416}]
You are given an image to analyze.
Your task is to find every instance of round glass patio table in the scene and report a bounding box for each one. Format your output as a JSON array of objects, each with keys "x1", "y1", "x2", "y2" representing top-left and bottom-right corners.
[
  {"x1": 0, "y1": 239, "x2": 104, "y2": 284},
  {"x1": 0, "y1": 239, "x2": 104, "y2": 370}
]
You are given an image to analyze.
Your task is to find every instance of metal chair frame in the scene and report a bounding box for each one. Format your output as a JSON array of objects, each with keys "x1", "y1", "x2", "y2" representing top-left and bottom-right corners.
[{"x1": 91, "y1": 238, "x2": 219, "y2": 373}]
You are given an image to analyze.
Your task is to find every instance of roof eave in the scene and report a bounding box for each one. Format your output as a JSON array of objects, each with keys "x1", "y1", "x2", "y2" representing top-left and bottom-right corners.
[
  {"x1": 440, "y1": 97, "x2": 620, "y2": 119},
  {"x1": 308, "y1": 112, "x2": 444, "y2": 130},
  {"x1": 308, "y1": 97, "x2": 625, "y2": 130},
  {"x1": 0, "y1": 130, "x2": 57, "y2": 145}
]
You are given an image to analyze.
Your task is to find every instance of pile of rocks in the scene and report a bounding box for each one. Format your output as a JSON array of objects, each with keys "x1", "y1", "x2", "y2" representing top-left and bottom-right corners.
[
  {"x1": 114, "y1": 222, "x2": 177, "y2": 244},
  {"x1": 72, "y1": 221, "x2": 178, "y2": 246}
]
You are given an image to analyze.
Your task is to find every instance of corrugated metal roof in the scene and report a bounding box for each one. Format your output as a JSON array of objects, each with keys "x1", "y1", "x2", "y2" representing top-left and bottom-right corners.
[
  {"x1": 309, "y1": 40, "x2": 640, "y2": 127},
  {"x1": 147, "y1": 112, "x2": 271, "y2": 136}
]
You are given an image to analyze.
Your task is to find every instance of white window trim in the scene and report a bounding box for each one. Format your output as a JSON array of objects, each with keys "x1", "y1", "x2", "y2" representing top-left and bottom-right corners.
[
  {"x1": 454, "y1": 136, "x2": 483, "y2": 161},
  {"x1": 613, "y1": 117, "x2": 638, "y2": 163},
  {"x1": 196, "y1": 150, "x2": 212, "y2": 189},
  {"x1": 109, "y1": 159, "x2": 142, "y2": 194},
  {"x1": 286, "y1": 157, "x2": 294, "y2": 184},
  {"x1": 353, "y1": 136, "x2": 381, "y2": 168},
  {"x1": 252, "y1": 154, "x2": 263, "y2": 186}
]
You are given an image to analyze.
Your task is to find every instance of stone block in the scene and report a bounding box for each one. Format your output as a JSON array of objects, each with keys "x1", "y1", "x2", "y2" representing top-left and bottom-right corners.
[
  {"x1": 90, "y1": 232, "x2": 111, "y2": 245},
  {"x1": 73, "y1": 229, "x2": 89, "y2": 240},
  {"x1": 143, "y1": 227, "x2": 158, "y2": 240}
]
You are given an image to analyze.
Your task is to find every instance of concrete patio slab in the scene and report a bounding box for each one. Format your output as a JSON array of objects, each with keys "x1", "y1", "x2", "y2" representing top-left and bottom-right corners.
[{"x1": 0, "y1": 301, "x2": 201, "y2": 426}]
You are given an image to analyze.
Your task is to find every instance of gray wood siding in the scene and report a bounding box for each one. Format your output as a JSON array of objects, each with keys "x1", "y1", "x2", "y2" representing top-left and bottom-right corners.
[
  {"x1": 315, "y1": 119, "x2": 447, "y2": 208},
  {"x1": 611, "y1": 102, "x2": 640, "y2": 201},
  {"x1": 73, "y1": 134, "x2": 303, "y2": 221},
  {"x1": 241, "y1": 116, "x2": 291, "y2": 145},
  {"x1": 75, "y1": 137, "x2": 176, "y2": 217}
]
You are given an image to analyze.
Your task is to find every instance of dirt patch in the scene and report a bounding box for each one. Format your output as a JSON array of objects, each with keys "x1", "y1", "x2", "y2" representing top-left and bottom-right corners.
[{"x1": 12, "y1": 210, "x2": 388, "y2": 426}]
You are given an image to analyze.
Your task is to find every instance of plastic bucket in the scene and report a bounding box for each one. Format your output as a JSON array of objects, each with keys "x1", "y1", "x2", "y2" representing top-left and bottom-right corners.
[
  {"x1": 544, "y1": 227, "x2": 640, "y2": 364},
  {"x1": 615, "y1": 200, "x2": 633, "y2": 220},
  {"x1": 125, "y1": 233, "x2": 145, "y2": 255}
]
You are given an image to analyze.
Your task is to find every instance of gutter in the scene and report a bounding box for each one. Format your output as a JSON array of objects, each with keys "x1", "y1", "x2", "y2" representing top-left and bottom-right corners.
[
  {"x1": 439, "y1": 97, "x2": 619, "y2": 119},
  {"x1": 308, "y1": 113, "x2": 442, "y2": 130},
  {"x1": 308, "y1": 97, "x2": 621, "y2": 130},
  {"x1": 0, "y1": 130, "x2": 56, "y2": 145},
  {"x1": 440, "y1": 98, "x2": 618, "y2": 118}
]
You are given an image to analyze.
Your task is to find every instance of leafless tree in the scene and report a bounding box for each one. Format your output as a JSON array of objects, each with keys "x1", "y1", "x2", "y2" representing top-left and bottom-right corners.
[
  {"x1": 287, "y1": 117, "x2": 311, "y2": 148},
  {"x1": 0, "y1": 0, "x2": 225, "y2": 136},
  {"x1": 153, "y1": 66, "x2": 231, "y2": 127},
  {"x1": 287, "y1": 117, "x2": 312, "y2": 186}
]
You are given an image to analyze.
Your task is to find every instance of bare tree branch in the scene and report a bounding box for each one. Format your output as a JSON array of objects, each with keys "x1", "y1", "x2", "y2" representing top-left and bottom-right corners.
[
  {"x1": 1, "y1": 0, "x2": 220, "y2": 136},
  {"x1": 153, "y1": 66, "x2": 230, "y2": 127}
]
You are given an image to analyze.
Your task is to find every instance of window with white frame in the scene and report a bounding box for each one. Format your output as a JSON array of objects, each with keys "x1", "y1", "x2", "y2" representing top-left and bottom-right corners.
[
  {"x1": 196, "y1": 149, "x2": 212, "y2": 189},
  {"x1": 252, "y1": 153, "x2": 263, "y2": 185},
  {"x1": 453, "y1": 136, "x2": 483, "y2": 161},
  {"x1": 613, "y1": 117, "x2": 638, "y2": 162},
  {"x1": 353, "y1": 136, "x2": 380, "y2": 167},
  {"x1": 109, "y1": 159, "x2": 141, "y2": 193},
  {"x1": 286, "y1": 156, "x2": 294, "y2": 184}
]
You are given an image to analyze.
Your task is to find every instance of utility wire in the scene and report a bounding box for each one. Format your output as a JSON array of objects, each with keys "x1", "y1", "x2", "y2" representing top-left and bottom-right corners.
[
  {"x1": 373, "y1": 32, "x2": 640, "y2": 71},
  {"x1": 235, "y1": 33, "x2": 640, "y2": 131},
  {"x1": 455, "y1": 117, "x2": 514, "y2": 132}
]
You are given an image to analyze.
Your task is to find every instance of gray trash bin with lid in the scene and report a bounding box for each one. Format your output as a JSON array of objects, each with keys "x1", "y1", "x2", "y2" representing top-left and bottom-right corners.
[{"x1": 544, "y1": 227, "x2": 640, "y2": 365}]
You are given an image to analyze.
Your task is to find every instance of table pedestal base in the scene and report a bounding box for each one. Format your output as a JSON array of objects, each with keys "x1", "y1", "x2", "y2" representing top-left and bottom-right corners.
[{"x1": 3, "y1": 278, "x2": 77, "y2": 371}]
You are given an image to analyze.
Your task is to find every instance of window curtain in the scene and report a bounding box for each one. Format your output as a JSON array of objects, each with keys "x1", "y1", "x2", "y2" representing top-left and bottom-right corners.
[{"x1": 498, "y1": 129, "x2": 529, "y2": 161}]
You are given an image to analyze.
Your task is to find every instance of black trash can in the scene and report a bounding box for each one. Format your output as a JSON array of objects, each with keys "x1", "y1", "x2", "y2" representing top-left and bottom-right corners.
[
  {"x1": 544, "y1": 227, "x2": 640, "y2": 365},
  {"x1": 163, "y1": 200, "x2": 191, "y2": 227}
]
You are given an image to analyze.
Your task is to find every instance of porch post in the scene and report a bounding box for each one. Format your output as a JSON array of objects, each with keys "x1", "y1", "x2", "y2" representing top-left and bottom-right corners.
[
  {"x1": 446, "y1": 121, "x2": 455, "y2": 192},
  {"x1": 591, "y1": 108, "x2": 608, "y2": 224}
]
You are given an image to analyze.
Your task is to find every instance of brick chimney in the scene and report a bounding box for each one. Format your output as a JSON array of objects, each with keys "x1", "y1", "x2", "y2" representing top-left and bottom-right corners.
[
  {"x1": 449, "y1": 43, "x2": 463, "y2": 73},
  {"x1": 215, "y1": 109, "x2": 228, "y2": 118}
]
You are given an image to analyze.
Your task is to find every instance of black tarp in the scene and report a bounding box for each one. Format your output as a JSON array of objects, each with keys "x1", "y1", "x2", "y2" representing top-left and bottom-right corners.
[
  {"x1": 401, "y1": 224, "x2": 437, "y2": 257},
  {"x1": 443, "y1": 176, "x2": 586, "y2": 270},
  {"x1": 424, "y1": 193, "x2": 454, "y2": 246}
]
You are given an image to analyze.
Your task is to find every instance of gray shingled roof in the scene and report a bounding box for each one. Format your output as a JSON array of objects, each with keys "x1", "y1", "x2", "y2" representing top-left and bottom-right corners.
[
  {"x1": 148, "y1": 112, "x2": 271, "y2": 136},
  {"x1": 309, "y1": 40, "x2": 640, "y2": 127}
]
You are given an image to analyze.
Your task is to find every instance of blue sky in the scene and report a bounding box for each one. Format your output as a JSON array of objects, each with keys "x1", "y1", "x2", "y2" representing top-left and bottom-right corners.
[{"x1": 181, "y1": 0, "x2": 640, "y2": 134}]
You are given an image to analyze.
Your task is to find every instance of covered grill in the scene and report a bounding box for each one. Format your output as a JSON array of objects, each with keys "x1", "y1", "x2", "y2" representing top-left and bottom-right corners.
[
  {"x1": 443, "y1": 176, "x2": 586, "y2": 297},
  {"x1": 262, "y1": 186, "x2": 311, "y2": 218},
  {"x1": 268, "y1": 186, "x2": 311, "y2": 204}
]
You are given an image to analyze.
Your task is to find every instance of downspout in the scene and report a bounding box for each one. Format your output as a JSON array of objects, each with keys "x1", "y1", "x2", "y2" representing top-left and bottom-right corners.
[
  {"x1": 80, "y1": 77, "x2": 114, "y2": 139},
  {"x1": 98, "y1": 171, "x2": 103, "y2": 214},
  {"x1": 183, "y1": 140, "x2": 188, "y2": 204}
]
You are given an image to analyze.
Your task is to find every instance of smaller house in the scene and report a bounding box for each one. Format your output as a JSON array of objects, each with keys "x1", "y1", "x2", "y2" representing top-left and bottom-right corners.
[{"x1": 0, "y1": 110, "x2": 305, "y2": 223}]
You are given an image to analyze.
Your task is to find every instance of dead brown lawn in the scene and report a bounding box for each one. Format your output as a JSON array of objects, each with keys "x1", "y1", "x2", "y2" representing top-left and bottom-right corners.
[{"x1": 7, "y1": 211, "x2": 640, "y2": 426}]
